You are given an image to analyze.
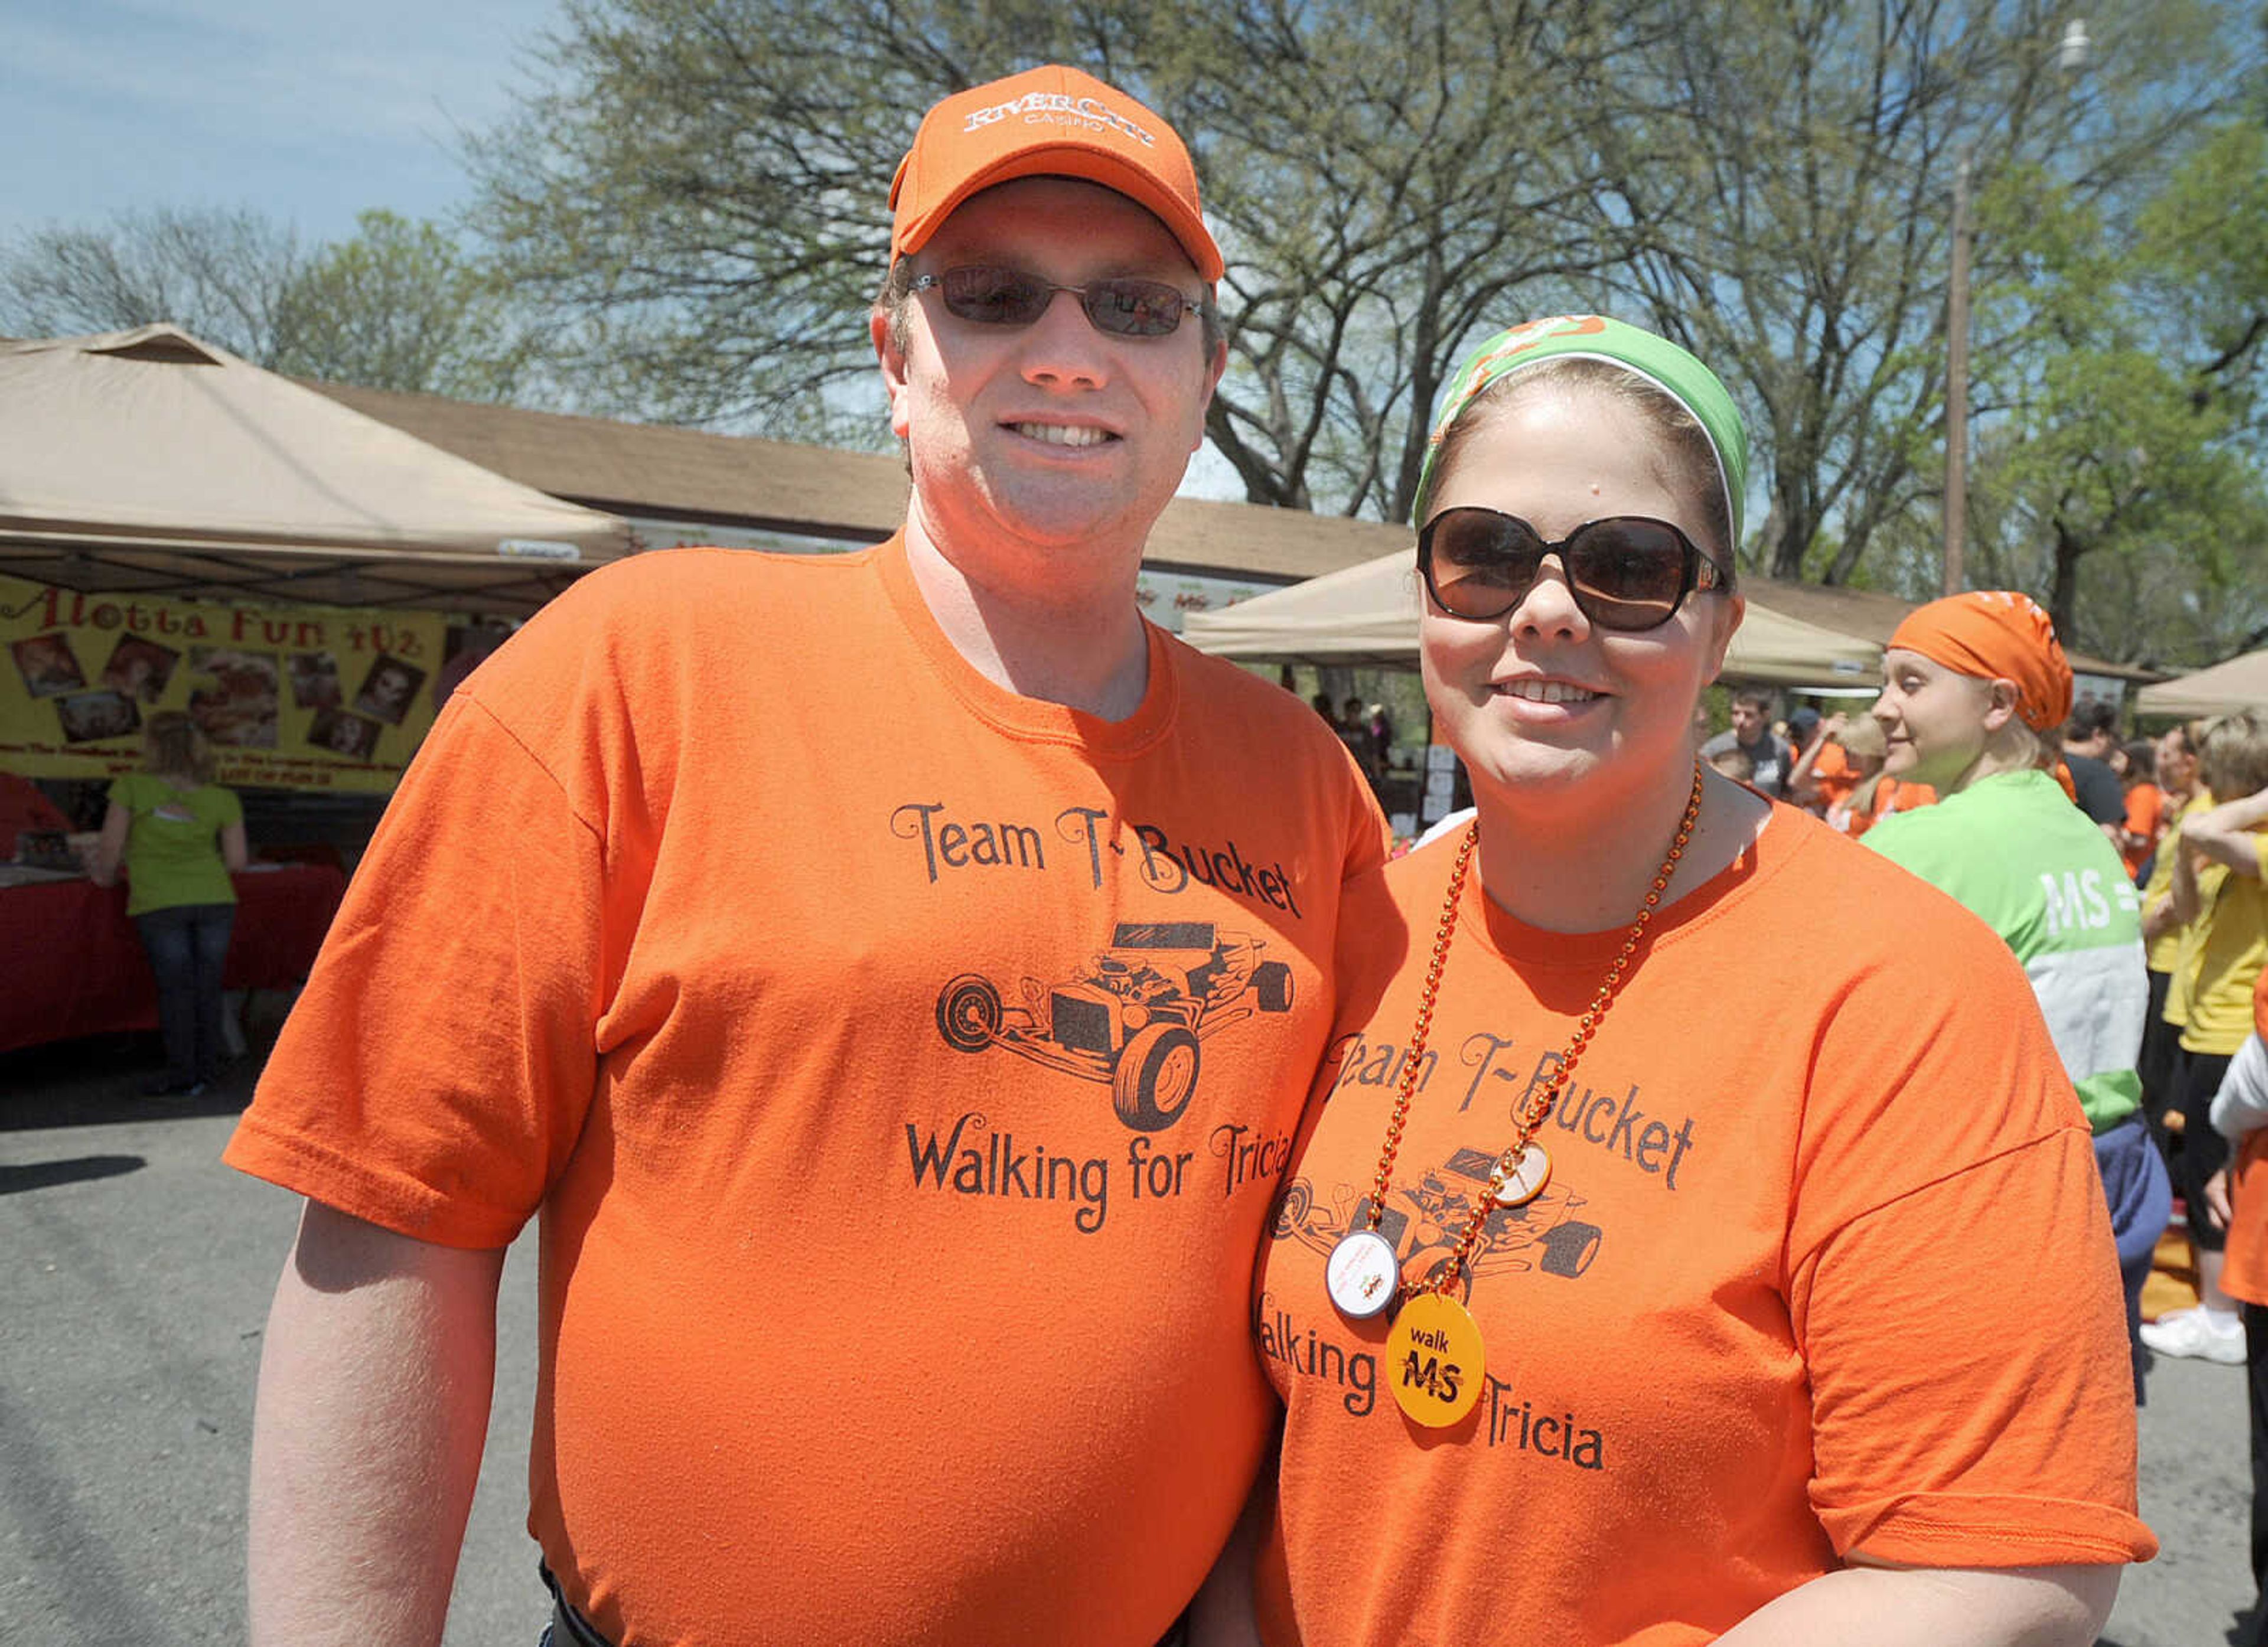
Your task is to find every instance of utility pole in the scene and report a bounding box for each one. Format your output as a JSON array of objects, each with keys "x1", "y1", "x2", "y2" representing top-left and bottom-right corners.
[
  {"x1": 1943, "y1": 151, "x2": 1972, "y2": 598},
  {"x1": 1943, "y1": 19, "x2": 2089, "y2": 600}
]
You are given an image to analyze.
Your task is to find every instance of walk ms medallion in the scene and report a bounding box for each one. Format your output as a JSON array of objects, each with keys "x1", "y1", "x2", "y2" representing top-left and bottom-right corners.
[{"x1": 1387, "y1": 1291, "x2": 1485, "y2": 1429}]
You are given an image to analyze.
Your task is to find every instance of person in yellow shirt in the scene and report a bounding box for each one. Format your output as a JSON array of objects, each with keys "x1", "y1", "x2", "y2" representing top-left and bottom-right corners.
[{"x1": 2143, "y1": 712, "x2": 2268, "y2": 1364}]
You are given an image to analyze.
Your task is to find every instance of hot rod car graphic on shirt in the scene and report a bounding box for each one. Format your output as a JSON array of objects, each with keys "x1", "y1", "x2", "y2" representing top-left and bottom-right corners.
[
  {"x1": 1273, "y1": 1146, "x2": 1605, "y2": 1293},
  {"x1": 933, "y1": 921, "x2": 1294, "y2": 1131}
]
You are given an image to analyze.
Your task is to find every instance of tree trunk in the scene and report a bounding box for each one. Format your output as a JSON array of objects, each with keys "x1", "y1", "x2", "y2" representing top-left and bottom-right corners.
[
  {"x1": 2049, "y1": 519, "x2": 2085, "y2": 643},
  {"x1": 1768, "y1": 469, "x2": 1818, "y2": 582}
]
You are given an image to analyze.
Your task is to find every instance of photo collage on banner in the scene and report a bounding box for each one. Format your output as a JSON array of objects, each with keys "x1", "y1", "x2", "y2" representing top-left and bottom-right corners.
[{"x1": 0, "y1": 575, "x2": 460, "y2": 794}]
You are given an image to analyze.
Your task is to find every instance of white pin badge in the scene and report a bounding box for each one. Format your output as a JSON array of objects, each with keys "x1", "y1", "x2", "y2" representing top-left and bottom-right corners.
[
  {"x1": 1493, "y1": 1143, "x2": 1552, "y2": 1207},
  {"x1": 1326, "y1": 1228, "x2": 1401, "y2": 1320}
]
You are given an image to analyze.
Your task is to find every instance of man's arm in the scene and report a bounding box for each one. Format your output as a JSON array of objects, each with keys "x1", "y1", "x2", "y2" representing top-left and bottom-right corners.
[
  {"x1": 1712, "y1": 1561, "x2": 2118, "y2": 1646},
  {"x1": 247, "y1": 1200, "x2": 506, "y2": 1647}
]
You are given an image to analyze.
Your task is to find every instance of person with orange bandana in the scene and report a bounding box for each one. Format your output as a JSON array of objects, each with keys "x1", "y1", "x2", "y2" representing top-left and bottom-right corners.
[
  {"x1": 223, "y1": 66, "x2": 1386, "y2": 1647},
  {"x1": 1241, "y1": 317, "x2": 2150, "y2": 1647},
  {"x1": 1862, "y1": 593, "x2": 2169, "y2": 1388}
]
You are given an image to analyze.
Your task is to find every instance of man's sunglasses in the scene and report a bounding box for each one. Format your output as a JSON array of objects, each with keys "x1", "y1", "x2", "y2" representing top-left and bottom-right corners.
[
  {"x1": 910, "y1": 266, "x2": 1213, "y2": 339},
  {"x1": 1417, "y1": 507, "x2": 1733, "y2": 631}
]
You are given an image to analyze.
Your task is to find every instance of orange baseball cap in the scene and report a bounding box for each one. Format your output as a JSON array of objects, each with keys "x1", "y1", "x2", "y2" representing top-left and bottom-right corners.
[{"x1": 888, "y1": 65, "x2": 1224, "y2": 283}]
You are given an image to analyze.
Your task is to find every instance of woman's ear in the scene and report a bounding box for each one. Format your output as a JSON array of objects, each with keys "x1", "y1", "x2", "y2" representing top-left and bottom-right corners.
[{"x1": 1980, "y1": 677, "x2": 2022, "y2": 734}]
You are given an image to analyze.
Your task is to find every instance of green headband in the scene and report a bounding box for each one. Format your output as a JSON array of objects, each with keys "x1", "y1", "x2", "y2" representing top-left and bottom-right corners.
[{"x1": 1415, "y1": 315, "x2": 1749, "y2": 549}]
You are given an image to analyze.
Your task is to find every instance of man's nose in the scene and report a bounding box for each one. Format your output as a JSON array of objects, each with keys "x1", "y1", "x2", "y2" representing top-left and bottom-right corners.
[{"x1": 1020, "y1": 290, "x2": 1110, "y2": 390}]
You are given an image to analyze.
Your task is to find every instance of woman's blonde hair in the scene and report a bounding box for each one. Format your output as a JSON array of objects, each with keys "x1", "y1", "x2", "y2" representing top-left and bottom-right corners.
[
  {"x1": 142, "y1": 710, "x2": 213, "y2": 785},
  {"x1": 2201, "y1": 710, "x2": 2268, "y2": 801}
]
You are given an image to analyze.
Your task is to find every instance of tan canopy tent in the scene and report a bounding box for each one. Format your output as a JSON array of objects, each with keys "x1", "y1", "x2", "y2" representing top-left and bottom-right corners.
[
  {"x1": 1179, "y1": 547, "x2": 1885, "y2": 686},
  {"x1": 0, "y1": 325, "x2": 633, "y2": 615},
  {"x1": 2136, "y1": 649, "x2": 2268, "y2": 718}
]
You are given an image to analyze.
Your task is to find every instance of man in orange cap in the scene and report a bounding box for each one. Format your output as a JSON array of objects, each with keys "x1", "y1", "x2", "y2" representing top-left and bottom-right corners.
[
  {"x1": 1866, "y1": 591, "x2": 2168, "y2": 1391},
  {"x1": 226, "y1": 66, "x2": 1384, "y2": 1646}
]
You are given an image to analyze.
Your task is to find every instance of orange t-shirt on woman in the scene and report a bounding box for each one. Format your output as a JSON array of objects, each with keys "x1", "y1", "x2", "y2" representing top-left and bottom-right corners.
[
  {"x1": 2121, "y1": 782, "x2": 2167, "y2": 879},
  {"x1": 1257, "y1": 809, "x2": 2151, "y2": 1647},
  {"x1": 2214, "y1": 969, "x2": 2268, "y2": 1306}
]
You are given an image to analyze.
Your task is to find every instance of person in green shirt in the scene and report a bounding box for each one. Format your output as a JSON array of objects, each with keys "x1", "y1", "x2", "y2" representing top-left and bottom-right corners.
[
  {"x1": 90, "y1": 711, "x2": 247, "y2": 1095},
  {"x1": 1866, "y1": 591, "x2": 2170, "y2": 1387}
]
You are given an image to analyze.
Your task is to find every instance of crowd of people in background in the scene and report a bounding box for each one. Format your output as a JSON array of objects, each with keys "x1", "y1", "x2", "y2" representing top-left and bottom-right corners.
[
  {"x1": 1725, "y1": 674, "x2": 2268, "y2": 1631},
  {"x1": 1306, "y1": 690, "x2": 1397, "y2": 790}
]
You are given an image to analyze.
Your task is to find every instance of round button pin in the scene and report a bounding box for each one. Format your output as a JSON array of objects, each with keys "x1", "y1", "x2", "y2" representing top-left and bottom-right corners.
[
  {"x1": 1493, "y1": 1143, "x2": 1552, "y2": 1207},
  {"x1": 1325, "y1": 1228, "x2": 1401, "y2": 1320}
]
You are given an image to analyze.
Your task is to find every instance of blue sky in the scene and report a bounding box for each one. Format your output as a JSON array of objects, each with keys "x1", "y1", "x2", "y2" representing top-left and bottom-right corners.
[
  {"x1": 2, "y1": 0, "x2": 569, "y2": 244},
  {"x1": 0, "y1": 1, "x2": 1253, "y2": 492}
]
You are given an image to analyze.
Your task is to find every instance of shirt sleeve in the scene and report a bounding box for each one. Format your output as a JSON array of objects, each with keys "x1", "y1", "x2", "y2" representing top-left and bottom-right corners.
[
  {"x1": 1784, "y1": 901, "x2": 2155, "y2": 1567},
  {"x1": 2214, "y1": 1035, "x2": 2268, "y2": 1140},
  {"x1": 1341, "y1": 746, "x2": 1392, "y2": 880},
  {"x1": 222, "y1": 690, "x2": 608, "y2": 1248},
  {"x1": 1790, "y1": 1134, "x2": 2152, "y2": 1565}
]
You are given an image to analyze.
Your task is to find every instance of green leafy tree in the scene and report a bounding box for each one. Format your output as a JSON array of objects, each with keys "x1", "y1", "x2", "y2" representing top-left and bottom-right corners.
[
  {"x1": 0, "y1": 207, "x2": 533, "y2": 400},
  {"x1": 0, "y1": 207, "x2": 303, "y2": 360},
  {"x1": 2137, "y1": 116, "x2": 2268, "y2": 423},
  {"x1": 1964, "y1": 143, "x2": 2268, "y2": 666},
  {"x1": 271, "y1": 211, "x2": 539, "y2": 400},
  {"x1": 463, "y1": 0, "x2": 1674, "y2": 483},
  {"x1": 1151, "y1": 0, "x2": 1677, "y2": 518},
  {"x1": 1596, "y1": 0, "x2": 2249, "y2": 585},
  {"x1": 465, "y1": 0, "x2": 2257, "y2": 585}
]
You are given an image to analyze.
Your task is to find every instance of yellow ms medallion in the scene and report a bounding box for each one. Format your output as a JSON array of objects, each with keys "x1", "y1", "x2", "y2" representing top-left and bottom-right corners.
[{"x1": 1385, "y1": 1291, "x2": 1485, "y2": 1429}]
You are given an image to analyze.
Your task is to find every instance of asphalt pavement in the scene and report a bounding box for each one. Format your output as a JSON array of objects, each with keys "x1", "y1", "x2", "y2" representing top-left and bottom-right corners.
[{"x1": 1, "y1": 1031, "x2": 2257, "y2": 1646}]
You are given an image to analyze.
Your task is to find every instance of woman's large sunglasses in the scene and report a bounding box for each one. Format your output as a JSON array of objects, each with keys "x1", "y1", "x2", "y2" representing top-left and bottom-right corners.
[
  {"x1": 1417, "y1": 507, "x2": 1733, "y2": 631},
  {"x1": 910, "y1": 266, "x2": 1213, "y2": 339}
]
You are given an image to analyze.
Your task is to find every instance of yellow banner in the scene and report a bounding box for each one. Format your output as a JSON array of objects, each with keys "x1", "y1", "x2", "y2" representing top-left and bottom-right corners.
[{"x1": 0, "y1": 575, "x2": 451, "y2": 793}]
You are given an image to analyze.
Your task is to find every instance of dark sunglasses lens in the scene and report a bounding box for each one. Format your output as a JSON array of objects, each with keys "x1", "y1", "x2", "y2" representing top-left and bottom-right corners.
[
  {"x1": 1423, "y1": 510, "x2": 1547, "y2": 618},
  {"x1": 1081, "y1": 279, "x2": 1188, "y2": 337},
  {"x1": 1564, "y1": 521, "x2": 1693, "y2": 630},
  {"x1": 938, "y1": 267, "x2": 1050, "y2": 325}
]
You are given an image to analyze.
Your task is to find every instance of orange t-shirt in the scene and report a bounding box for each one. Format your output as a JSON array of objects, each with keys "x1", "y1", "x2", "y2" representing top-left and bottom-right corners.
[
  {"x1": 2217, "y1": 970, "x2": 2268, "y2": 1306},
  {"x1": 1812, "y1": 741, "x2": 1935, "y2": 840},
  {"x1": 2120, "y1": 782, "x2": 2166, "y2": 880},
  {"x1": 1254, "y1": 806, "x2": 2152, "y2": 1646},
  {"x1": 1808, "y1": 739, "x2": 1861, "y2": 814},
  {"x1": 224, "y1": 540, "x2": 1388, "y2": 1645}
]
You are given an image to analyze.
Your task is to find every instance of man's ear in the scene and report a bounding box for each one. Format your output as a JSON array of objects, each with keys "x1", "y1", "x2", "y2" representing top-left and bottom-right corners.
[{"x1": 874, "y1": 307, "x2": 913, "y2": 441}]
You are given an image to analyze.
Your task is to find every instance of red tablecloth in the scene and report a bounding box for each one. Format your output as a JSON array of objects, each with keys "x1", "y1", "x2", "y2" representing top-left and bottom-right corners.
[{"x1": 0, "y1": 864, "x2": 347, "y2": 1054}]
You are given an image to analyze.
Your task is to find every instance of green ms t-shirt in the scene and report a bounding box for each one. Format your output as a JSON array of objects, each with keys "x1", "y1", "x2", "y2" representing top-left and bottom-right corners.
[
  {"x1": 108, "y1": 772, "x2": 242, "y2": 918},
  {"x1": 1866, "y1": 769, "x2": 2145, "y2": 1131}
]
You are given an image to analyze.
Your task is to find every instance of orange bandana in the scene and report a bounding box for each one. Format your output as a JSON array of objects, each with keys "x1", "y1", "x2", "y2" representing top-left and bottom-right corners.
[{"x1": 1888, "y1": 592, "x2": 2074, "y2": 732}]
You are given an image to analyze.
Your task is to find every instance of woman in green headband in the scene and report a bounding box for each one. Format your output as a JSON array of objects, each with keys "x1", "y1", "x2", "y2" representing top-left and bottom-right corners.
[{"x1": 1232, "y1": 317, "x2": 2150, "y2": 1645}]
